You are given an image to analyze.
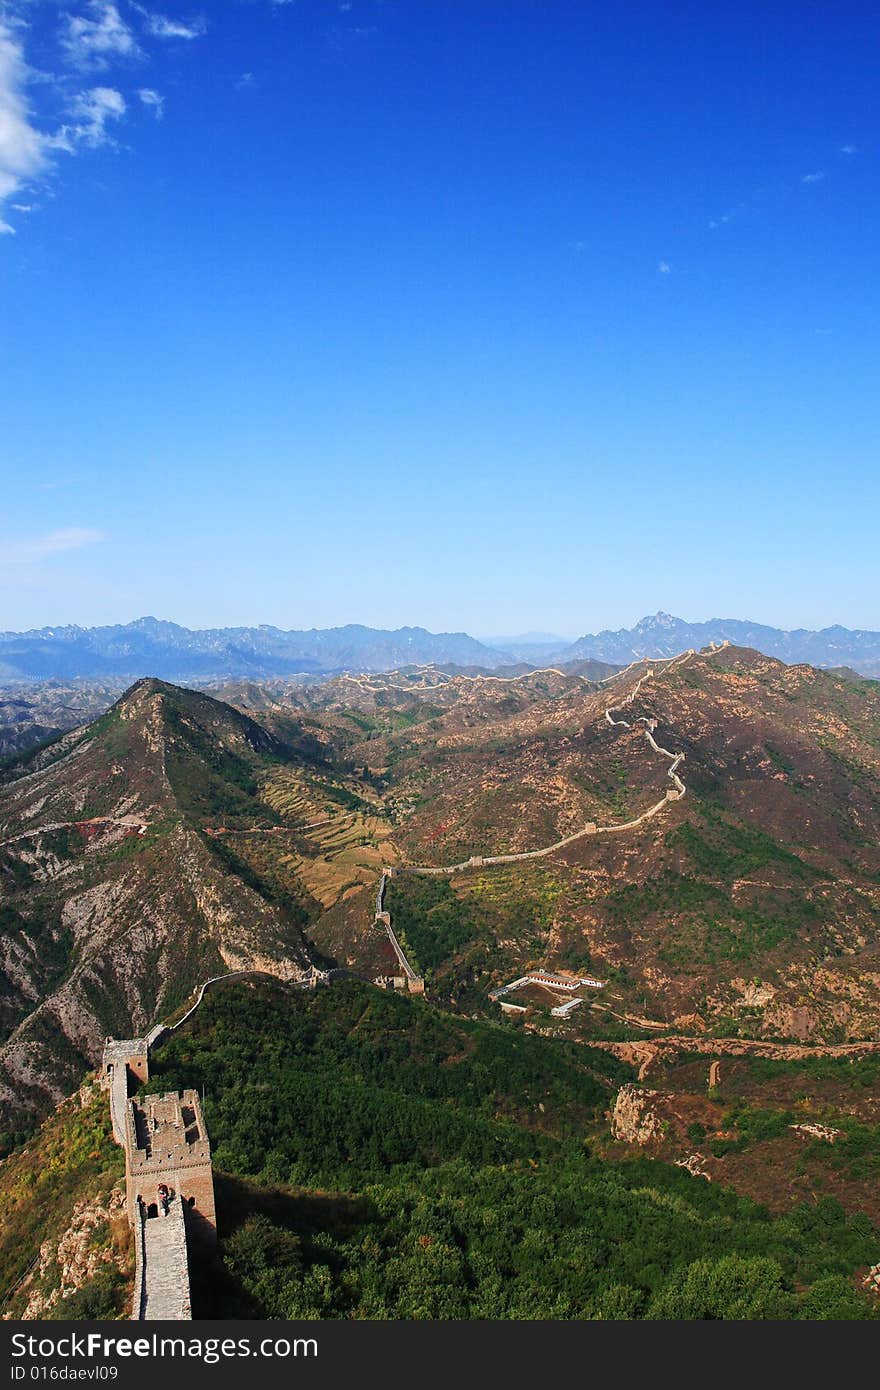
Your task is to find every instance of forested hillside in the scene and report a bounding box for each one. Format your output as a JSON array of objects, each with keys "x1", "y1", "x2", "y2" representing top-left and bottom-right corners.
[{"x1": 144, "y1": 978, "x2": 879, "y2": 1320}]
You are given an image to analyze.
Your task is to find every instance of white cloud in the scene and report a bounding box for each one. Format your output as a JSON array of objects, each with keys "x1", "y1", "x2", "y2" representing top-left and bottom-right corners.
[
  {"x1": 2, "y1": 0, "x2": 206, "y2": 237},
  {"x1": 138, "y1": 86, "x2": 164, "y2": 117},
  {"x1": 801, "y1": 170, "x2": 825, "y2": 184},
  {"x1": 657, "y1": 260, "x2": 671, "y2": 274},
  {"x1": 61, "y1": 2, "x2": 141, "y2": 70},
  {"x1": 1, "y1": 13, "x2": 129, "y2": 231},
  {"x1": 51, "y1": 86, "x2": 126, "y2": 149},
  {"x1": 235, "y1": 71, "x2": 255, "y2": 89},
  {"x1": 134, "y1": 7, "x2": 206, "y2": 40},
  {"x1": 0, "y1": 20, "x2": 48, "y2": 228},
  {"x1": 840, "y1": 144, "x2": 857, "y2": 155},
  {"x1": 0, "y1": 528, "x2": 107, "y2": 566}
]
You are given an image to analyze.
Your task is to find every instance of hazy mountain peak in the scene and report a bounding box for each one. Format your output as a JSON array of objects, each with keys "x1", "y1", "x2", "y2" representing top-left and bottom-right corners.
[{"x1": 564, "y1": 615, "x2": 880, "y2": 677}]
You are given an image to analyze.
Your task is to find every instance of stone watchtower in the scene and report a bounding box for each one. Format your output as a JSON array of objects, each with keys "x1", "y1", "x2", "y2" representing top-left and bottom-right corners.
[
  {"x1": 100, "y1": 1038, "x2": 149, "y2": 1145},
  {"x1": 101, "y1": 1038, "x2": 149, "y2": 1087},
  {"x1": 125, "y1": 1090, "x2": 217, "y2": 1249}
]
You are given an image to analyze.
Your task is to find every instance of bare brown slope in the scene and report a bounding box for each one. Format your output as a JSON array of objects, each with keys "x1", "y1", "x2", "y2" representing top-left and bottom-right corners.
[
  {"x1": 0, "y1": 680, "x2": 311, "y2": 1142},
  {"x1": 316, "y1": 649, "x2": 880, "y2": 1042}
]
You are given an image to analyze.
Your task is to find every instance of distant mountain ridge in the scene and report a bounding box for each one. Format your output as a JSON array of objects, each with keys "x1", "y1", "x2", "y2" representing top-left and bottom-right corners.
[
  {"x1": 1, "y1": 613, "x2": 879, "y2": 682},
  {"x1": 479, "y1": 632, "x2": 573, "y2": 664},
  {"x1": 563, "y1": 612, "x2": 880, "y2": 677},
  {"x1": 0, "y1": 618, "x2": 507, "y2": 681}
]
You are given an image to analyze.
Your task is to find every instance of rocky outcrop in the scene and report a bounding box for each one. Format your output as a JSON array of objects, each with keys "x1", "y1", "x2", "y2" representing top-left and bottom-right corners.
[
  {"x1": 611, "y1": 1085, "x2": 666, "y2": 1145},
  {"x1": 674, "y1": 1152, "x2": 711, "y2": 1180},
  {"x1": 790, "y1": 1122, "x2": 841, "y2": 1143},
  {"x1": 19, "y1": 1183, "x2": 129, "y2": 1320}
]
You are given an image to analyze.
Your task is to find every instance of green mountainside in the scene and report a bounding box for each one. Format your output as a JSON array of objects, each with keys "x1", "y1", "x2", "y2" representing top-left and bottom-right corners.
[
  {"x1": 4, "y1": 978, "x2": 876, "y2": 1320},
  {"x1": 125, "y1": 979, "x2": 880, "y2": 1318}
]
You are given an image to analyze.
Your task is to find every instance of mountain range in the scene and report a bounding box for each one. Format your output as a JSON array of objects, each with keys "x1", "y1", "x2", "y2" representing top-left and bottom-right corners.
[
  {"x1": 0, "y1": 618, "x2": 507, "y2": 682},
  {"x1": 563, "y1": 612, "x2": 880, "y2": 675},
  {"x1": 1, "y1": 612, "x2": 879, "y2": 682},
  {"x1": 3, "y1": 643, "x2": 879, "y2": 1144}
]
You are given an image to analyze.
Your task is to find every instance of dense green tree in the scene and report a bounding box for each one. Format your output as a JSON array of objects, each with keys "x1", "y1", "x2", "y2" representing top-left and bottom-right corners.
[
  {"x1": 647, "y1": 1255, "x2": 794, "y2": 1320},
  {"x1": 224, "y1": 1215, "x2": 303, "y2": 1318}
]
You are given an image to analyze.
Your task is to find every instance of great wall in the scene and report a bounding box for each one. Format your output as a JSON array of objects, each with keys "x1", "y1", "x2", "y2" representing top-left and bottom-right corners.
[
  {"x1": 373, "y1": 873, "x2": 424, "y2": 991},
  {"x1": 0, "y1": 816, "x2": 149, "y2": 850},
  {"x1": 99, "y1": 1038, "x2": 211, "y2": 1321},
  {"x1": 596, "y1": 1032, "x2": 880, "y2": 1081},
  {"x1": 98, "y1": 966, "x2": 324, "y2": 1320},
  {"x1": 367, "y1": 651, "x2": 698, "y2": 1001},
  {"x1": 391, "y1": 650, "x2": 694, "y2": 878}
]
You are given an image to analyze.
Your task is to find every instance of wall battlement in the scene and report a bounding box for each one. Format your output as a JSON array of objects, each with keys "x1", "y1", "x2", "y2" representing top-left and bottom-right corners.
[{"x1": 124, "y1": 1090, "x2": 216, "y2": 1245}]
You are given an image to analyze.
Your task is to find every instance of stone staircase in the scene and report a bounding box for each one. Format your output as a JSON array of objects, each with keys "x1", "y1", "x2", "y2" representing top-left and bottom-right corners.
[
  {"x1": 134, "y1": 1198, "x2": 192, "y2": 1321},
  {"x1": 109, "y1": 1065, "x2": 130, "y2": 1146}
]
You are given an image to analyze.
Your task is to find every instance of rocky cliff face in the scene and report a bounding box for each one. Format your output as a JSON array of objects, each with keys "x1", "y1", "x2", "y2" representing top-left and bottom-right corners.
[{"x1": 611, "y1": 1085, "x2": 666, "y2": 1145}]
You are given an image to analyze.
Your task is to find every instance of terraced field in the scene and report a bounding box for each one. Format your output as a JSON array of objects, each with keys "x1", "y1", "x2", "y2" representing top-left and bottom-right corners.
[{"x1": 255, "y1": 769, "x2": 399, "y2": 909}]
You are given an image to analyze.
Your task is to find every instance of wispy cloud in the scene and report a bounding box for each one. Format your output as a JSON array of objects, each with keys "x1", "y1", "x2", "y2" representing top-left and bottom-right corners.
[
  {"x1": 0, "y1": 20, "x2": 49, "y2": 233},
  {"x1": 61, "y1": 1, "x2": 142, "y2": 71},
  {"x1": 132, "y1": 5, "x2": 206, "y2": 40},
  {"x1": 38, "y1": 478, "x2": 81, "y2": 492},
  {"x1": 708, "y1": 202, "x2": 744, "y2": 230},
  {"x1": 50, "y1": 87, "x2": 127, "y2": 151},
  {"x1": 657, "y1": 260, "x2": 671, "y2": 275},
  {"x1": 0, "y1": 528, "x2": 107, "y2": 566},
  {"x1": 840, "y1": 144, "x2": 857, "y2": 156},
  {"x1": 2, "y1": 0, "x2": 206, "y2": 237},
  {"x1": 706, "y1": 160, "x2": 833, "y2": 240},
  {"x1": 138, "y1": 86, "x2": 164, "y2": 118}
]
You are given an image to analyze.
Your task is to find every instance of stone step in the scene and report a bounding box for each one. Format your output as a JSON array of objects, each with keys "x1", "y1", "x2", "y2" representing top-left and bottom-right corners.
[{"x1": 140, "y1": 1201, "x2": 191, "y2": 1321}]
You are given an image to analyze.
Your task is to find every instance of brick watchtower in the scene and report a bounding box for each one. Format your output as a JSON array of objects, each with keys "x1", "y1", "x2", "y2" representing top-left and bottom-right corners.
[{"x1": 125, "y1": 1090, "x2": 217, "y2": 1249}]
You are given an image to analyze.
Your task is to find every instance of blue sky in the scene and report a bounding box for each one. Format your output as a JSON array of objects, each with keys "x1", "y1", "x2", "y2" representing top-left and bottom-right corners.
[{"x1": 1, "y1": 1, "x2": 878, "y2": 638}]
